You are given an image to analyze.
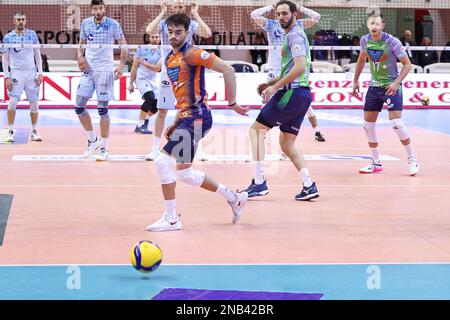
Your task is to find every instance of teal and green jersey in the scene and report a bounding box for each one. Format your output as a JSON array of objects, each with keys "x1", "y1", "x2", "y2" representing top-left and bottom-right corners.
[
  {"x1": 360, "y1": 32, "x2": 407, "y2": 87},
  {"x1": 279, "y1": 24, "x2": 310, "y2": 87}
]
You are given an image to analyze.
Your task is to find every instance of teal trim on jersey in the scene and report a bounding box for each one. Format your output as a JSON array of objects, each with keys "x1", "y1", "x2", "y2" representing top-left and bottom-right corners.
[{"x1": 277, "y1": 89, "x2": 294, "y2": 109}]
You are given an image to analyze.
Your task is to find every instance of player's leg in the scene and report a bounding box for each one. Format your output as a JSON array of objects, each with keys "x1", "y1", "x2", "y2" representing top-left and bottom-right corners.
[
  {"x1": 278, "y1": 87, "x2": 319, "y2": 201},
  {"x1": 388, "y1": 89, "x2": 419, "y2": 176},
  {"x1": 6, "y1": 96, "x2": 19, "y2": 143},
  {"x1": 24, "y1": 70, "x2": 42, "y2": 141},
  {"x1": 145, "y1": 75, "x2": 173, "y2": 161},
  {"x1": 279, "y1": 131, "x2": 319, "y2": 201},
  {"x1": 360, "y1": 87, "x2": 384, "y2": 174},
  {"x1": 135, "y1": 91, "x2": 156, "y2": 134},
  {"x1": 244, "y1": 121, "x2": 270, "y2": 197},
  {"x1": 242, "y1": 91, "x2": 284, "y2": 197},
  {"x1": 135, "y1": 79, "x2": 157, "y2": 134},
  {"x1": 306, "y1": 106, "x2": 325, "y2": 142},
  {"x1": 75, "y1": 72, "x2": 99, "y2": 156},
  {"x1": 95, "y1": 71, "x2": 115, "y2": 161},
  {"x1": 147, "y1": 111, "x2": 247, "y2": 231},
  {"x1": 5, "y1": 70, "x2": 25, "y2": 142}
]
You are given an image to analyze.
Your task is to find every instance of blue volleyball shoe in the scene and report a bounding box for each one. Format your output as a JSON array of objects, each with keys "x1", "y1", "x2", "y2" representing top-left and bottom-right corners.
[
  {"x1": 295, "y1": 182, "x2": 319, "y2": 201},
  {"x1": 242, "y1": 179, "x2": 269, "y2": 198}
]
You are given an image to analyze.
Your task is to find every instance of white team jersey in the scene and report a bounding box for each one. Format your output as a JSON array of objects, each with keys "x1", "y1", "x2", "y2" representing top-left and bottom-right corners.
[
  {"x1": 263, "y1": 19, "x2": 304, "y2": 70},
  {"x1": 136, "y1": 47, "x2": 161, "y2": 81},
  {"x1": 2, "y1": 29, "x2": 39, "y2": 71},
  {"x1": 80, "y1": 16, "x2": 125, "y2": 72}
]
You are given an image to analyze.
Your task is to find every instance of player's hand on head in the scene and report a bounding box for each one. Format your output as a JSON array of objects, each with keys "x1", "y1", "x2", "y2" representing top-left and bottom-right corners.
[
  {"x1": 232, "y1": 103, "x2": 250, "y2": 116},
  {"x1": 161, "y1": 1, "x2": 168, "y2": 13},
  {"x1": 191, "y1": 2, "x2": 198, "y2": 14}
]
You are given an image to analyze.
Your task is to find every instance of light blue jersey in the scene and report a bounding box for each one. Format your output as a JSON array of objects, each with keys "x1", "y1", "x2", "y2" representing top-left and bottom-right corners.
[
  {"x1": 135, "y1": 47, "x2": 161, "y2": 80},
  {"x1": 263, "y1": 19, "x2": 304, "y2": 70},
  {"x1": 80, "y1": 16, "x2": 125, "y2": 72},
  {"x1": 2, "y1": 29, "x2": 40, "y2": 71}
]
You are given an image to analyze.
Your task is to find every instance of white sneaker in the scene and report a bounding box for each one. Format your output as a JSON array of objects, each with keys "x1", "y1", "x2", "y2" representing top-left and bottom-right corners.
[
  {"x1": 96, "y1": 148, "x2": 109, "y2": 162},
  {"x1": 144, "y1": 148, "x2": 160, "y2": 161},
  {"x1": 146, "y1": 214, "x2": 182, "y2": 232},
  {"x1": 30, "y1": 130, "x2": 42, "y2": 142},
  {"x1": 359, "y1": 162, "x2": 383, "y2": 174},
  {"x1": 279, "y1": 153, "x2": 289, "y2": 161},
  {"x1": 5, "y1": 130, "x2": 14, "y2": 143},
  {"x1": 83, "y1": 138, "x2": 102, "y2": 158},
  {"x1": 229, "y1": 191, "x2": 248, "y2": 224},
  {"x1": 408, "y1": 156, "x2": 420, "y2": 176}
]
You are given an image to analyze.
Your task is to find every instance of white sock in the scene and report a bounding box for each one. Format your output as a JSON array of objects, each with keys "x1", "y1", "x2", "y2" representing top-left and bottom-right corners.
[
  {"x1": 254, "y1": 161, "x2": 265, "y2": 184},
  {"x1": 138, "y1": 119, "x2": 145, "y2": 126},
  {"x1": 32, "y1": 124, "x2": 37, "y2": 131},
  {"x1": 87, "y1": 131, "x2": 97, "y2": 142},
  {"x1": 300, "y1": 168, "x2": 313, "y2": 187},
  {"x1": 164, "y1": 199, "x2": 177, "y2": 219},
  {"x1": 216, "y1": 184, "x2": 236, "y2": 203},
  {"x1": 153, "y1": 137, "x2": 161, "y2": 149},
  {"x1": 313, "y1": 126, "x2": 320, "y2": 133},
  {"x1": 8, "y1": 124, "x2": 14, "y2": 131},
  {"x1": 370, "y1": 147, "x2": 380, "y2": 163},
  {"x1": 102, "y1": 138, "x2": 109, "y2": 150},
  {"x1": 404, "y1": 143, "x2": 415, "y2": 158}
]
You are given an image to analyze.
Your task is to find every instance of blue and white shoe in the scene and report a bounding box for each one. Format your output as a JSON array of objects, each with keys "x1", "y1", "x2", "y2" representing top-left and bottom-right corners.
[
  {"x1": 242, "y1": 179, "x2": 269, "y2": 198},
  {"x1": 135, "y1": 125, "x2": 153, "y2": 134},
  {"x1": 295, "y1": 182, "x2": 319, "y2": 201}
]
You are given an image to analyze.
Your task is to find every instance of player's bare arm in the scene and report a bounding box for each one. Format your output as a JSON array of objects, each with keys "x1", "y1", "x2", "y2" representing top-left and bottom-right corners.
[
  {"x1": 128, "y1": 57, "x2": 140, "y2": 93},
  {"x1": 191, "y1": 2, "x2": 212, "y2": 38},
  {"x1": 77, "y1": 38, "x2": 87, "y2": 72},
  {"x1": 146, "y1": 1, "x2": 167, "y2": 34},
  {"x1": 386, "y1": 55, "x2": 411, "y2": 96},
  {"x1": 115, "y1": 37, "x2": 129, "y2": 80},
  {"x1": 140, "y1": 59, "x2": 162, "y2": 73},
  {"x1": 261, "y1": 56, "x2": 306, "y2": 103},
  {"x1": 209, "y1": 57, "x2": 249, "y2": 116},
  {"x1": 352, "y1": 50, "x2": 367, "y2": 98}
]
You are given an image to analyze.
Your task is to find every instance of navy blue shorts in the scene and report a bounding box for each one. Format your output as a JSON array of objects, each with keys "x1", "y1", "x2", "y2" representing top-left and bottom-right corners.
[
  {"x1": 363, "y1": 86, "x2": 403, "y2": 112},
  {"x1": 163, "y1": 105, "x2": 213, "y2": 163},
  {"x1": 256, "y1": 87, "x2": 312, "y2": 136}
]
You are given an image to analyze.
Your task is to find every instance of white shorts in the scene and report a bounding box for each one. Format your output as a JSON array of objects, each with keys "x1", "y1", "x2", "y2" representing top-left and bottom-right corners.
[
  {"x1": 76, "y1": 70, "x2": 115, "y2": 101},
  {"x1": 8, "y1": 69, "x2": 39, "y2": 102},
  {"x1": 136, "y1": 76, "x2": 159, "y2": 99},
  {"x1": 156, "y1": 71, "x2": 176, "y2": 110},
  {"x1": 266, "y1": 69, "x2": 281, "y2": 83}
]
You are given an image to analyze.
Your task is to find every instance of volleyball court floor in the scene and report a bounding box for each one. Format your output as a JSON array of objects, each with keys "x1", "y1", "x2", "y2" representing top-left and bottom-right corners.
[{"x1": 0, "y1": 108, "x2": 449, "y2": 300}]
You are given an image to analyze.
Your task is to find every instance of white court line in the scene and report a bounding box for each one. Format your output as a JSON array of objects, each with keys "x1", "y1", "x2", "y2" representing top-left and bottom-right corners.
[
  {"x1": 11, "y1": 154, "x2": 400, "y2": 162},
  {"x1": 0, "y1": 184, "x2": 449, "y2": 188},
  {"x1": 0, "y1": 262, "x2": 449, "y2": 267}
]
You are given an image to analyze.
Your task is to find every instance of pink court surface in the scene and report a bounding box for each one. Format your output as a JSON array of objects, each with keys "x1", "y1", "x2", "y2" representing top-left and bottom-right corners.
[{"x1": 1, "y1": 109, "x2": 450, "y2": 267}]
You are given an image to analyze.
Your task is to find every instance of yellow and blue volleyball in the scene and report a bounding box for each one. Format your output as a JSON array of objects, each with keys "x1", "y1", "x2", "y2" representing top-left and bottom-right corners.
[
  {"x1": 130, "y1": 241, "x2": 162, "y2": 273},
  {"x1": 420, "y1": 96, "x2": 430, "y2": 106}
]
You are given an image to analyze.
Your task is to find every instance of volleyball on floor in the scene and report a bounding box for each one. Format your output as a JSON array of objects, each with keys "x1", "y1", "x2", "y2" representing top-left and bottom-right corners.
[
  {"x1": 130, "y1": 241, "x2": 162, "y2": 273},
  {"x1": 420, "y1": 96, "x2": 430, "y2": 106}
]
